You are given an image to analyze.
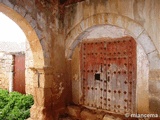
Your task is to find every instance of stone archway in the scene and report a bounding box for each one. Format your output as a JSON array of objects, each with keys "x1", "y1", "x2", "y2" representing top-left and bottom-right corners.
[
  {"x1": 65, "y1": 13, "x2": 160, "y2": 114},
  {"x1": 0, "y1": 3, "x2": 44, "y2": 67},
  {"x1": 65, "y1": 13, "x2": 160, "y2": 70},
  {"x1": 0, "y1": 3, "x2": 48, "y2": 120}
]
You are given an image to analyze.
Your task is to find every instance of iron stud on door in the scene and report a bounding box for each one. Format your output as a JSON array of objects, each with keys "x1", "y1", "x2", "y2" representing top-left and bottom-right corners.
[{"x1": 80, "y1": 38, "x2": 136, "y2": 114}]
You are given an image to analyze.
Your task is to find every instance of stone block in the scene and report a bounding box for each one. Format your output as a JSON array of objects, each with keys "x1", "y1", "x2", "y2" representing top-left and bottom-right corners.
[
  {"x1": 33, "y1": 87, "x2": 53, "y2": 106},
  {"x1": 5, "y1": 59, "x2": 13, "y2": 64},
  {"x1": 107, "y1": 14, "x2": 124, "y2": 29},
  {"x1": 30, "y1": 104, "x2": 53, "y2": 120},
  {"x1": 149, "y1": 96, "x2": 160, "y2": 115},
  {"x1": 7, "y1": 54, "x2": 13, "y2": 59},
  {"x1": 80, "y1": 109, "x2": 97, "y2": 120},
  {"x1": 103, "y1": 114, "x2": 115, "y2": 120},
  {"x1": 35, "y1": 28, "x2": 44, "y2": 40},
  {"x1": 80, "y1": 14, "x2": 108, "y2": 31},
  {"x1": 26, "y1": 60, "x2": 34, "y2": 68},
  {"x1": 149, "y1": 70, "x2": 160, "y2": 81},
  {"x1": 41, "y1": 74, "x2": 53, "y2": 88},
  {"x1": 96, "y1": 112, "x2": 105, "y2": 120},
  {"x1": 24, "y1": 0, "x2": 34, "y2": 14},
  {"x1": 66, "y1": 24, "x2": 83, "y2": 49},
  {"x1": 25, "y1": 14, "x2": 36, "y2": 28},
  {"x1": 2, "y1": 64, "x2": 6, "y2": 67},
  {"x1": 137, "y1": 31, "x2": 156, "y2": 54},
  {"x1": 115, "y1": 118, "x2": 122, "y2": 120},
  {"x1": 6, "y1": 66, "x2": 14, "y2": 72},
  {"x1": 2, "y1": 0, "x2": 14, "y2": 9},
  {"x1": 25, "y1": 85, "x2": 34, "y2": 95},
  {"x1": 14, "y1": 5, "x2": 27, "y2": 17},
  {"x1": 37, "y1": 12, "x2": 47, "y2": 30},
  {"x1": 80, "y1": 17, "x2": 93, "y2": 32},
  {"x1": 65, "y1": 2, "x2": 84, "y2": 34},
  {"x1": 149, "y1": 80, "x2": 160, "y2": 98},
  {"x1": 67, "y1": 105, "x2": 81, "y2": 118},
  {"x1": 107, "y1": 13, "x2": 144, "y2": 38},
  {"x1": 125, "y1": 19, "x2": 144, "y2": 38},
  {"x1": 83, "y1": 0, "x2": 95, "y2": 19},
  {"x1": 148, "y1": 51, "x2": 160, "y2": 69}
]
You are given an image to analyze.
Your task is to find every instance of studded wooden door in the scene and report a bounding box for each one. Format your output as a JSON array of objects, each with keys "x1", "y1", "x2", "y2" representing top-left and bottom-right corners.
[
  {"x1": 13, "y1": 54, "x2": 25, "y2": 94},
  {"x1": 80, "y1": 37, "x2": 136, "y2": 114}
]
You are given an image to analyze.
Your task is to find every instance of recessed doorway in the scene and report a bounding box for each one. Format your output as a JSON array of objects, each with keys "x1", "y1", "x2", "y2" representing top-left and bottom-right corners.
[{"x1": 80, "y1": 37, "x2": 136, "y2": 114}]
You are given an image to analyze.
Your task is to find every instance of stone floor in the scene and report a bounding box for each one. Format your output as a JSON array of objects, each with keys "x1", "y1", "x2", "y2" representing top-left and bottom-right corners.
[
  {"x1": 58, "y1": 105, "x2": 160, "y2": 120},
  {"x1": 59, "y1": 115, "x2": 155, "y2": 120},
  {"x1": 58, "y1": 105, "x2": 143, "y2": 120}
]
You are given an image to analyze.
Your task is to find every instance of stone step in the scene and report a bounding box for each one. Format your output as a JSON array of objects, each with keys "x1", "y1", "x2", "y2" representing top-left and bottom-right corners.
[{"x1": 66, "y1": 105, "x2": 126, "y2": 120}]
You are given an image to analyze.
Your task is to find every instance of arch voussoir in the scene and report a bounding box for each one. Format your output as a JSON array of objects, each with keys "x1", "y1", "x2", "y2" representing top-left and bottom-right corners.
[
  {"x1": 0, "y1": 3, "x2": 44, "y2": 67},
  {"x1": 65, "y1": 13, "x2": 160, "y2": 70},
  {"x1": 137, "y1": 30, "x2": 156, "y2": 55}
]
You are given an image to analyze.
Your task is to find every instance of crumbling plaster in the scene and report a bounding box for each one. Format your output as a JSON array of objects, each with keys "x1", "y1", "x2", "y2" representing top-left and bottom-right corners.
[
  {"x1": 64, "y1": 0, "x2": 160, "y2": 116},
  {"x1": 0, "y1": 0, "x2": 160, "y2": 119}
]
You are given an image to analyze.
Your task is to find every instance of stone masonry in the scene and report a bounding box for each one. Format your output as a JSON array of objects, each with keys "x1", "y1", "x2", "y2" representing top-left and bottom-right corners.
[
  {"x1": 0, "y1": 0, "x2": 160, "y2": 120},
  {"x1": 0, "y1": 52, "x2": 13, "y2": 91}
]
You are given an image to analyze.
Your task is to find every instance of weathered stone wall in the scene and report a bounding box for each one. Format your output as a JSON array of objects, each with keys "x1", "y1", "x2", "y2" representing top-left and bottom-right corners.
[
  {"x1": 64, "y1": 0, "x2": 160, "y2": 53},
  {"x1": 2, "y1": 0, "x2": 58, "y2": 67},
  {"x1": 0, "y1": 1, "x2": 66, "y2": 119},
  {"x1": 25, "y1": 40, "x2": 34, "y2": 95},
  {"x1": 149, "y1": 70, "x2": 160, "y2": 114},
  {"x1": 0, "y1": 0, "x2": 160, "y2": 119},
  {"x1": 0, "y1": 52, "x2": 13, "y2": 91},
  {"x1": 64, "y1": 0, "x2": 160, "y2": 115}
]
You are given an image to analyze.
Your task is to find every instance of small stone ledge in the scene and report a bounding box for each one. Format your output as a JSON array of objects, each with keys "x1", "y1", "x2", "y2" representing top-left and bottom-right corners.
[
  {"x1": 67, "y1": 105, "x2": 81, "y2": 118},
  {"x1": 66, "y1": 105, "x2": 124, "y2": 120},
  {"x1": 80, "y1": 109, "x2": 98, "y2": 120}
]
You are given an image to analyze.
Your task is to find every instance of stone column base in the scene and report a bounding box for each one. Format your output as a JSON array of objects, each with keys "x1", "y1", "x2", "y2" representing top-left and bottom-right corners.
[{"x1": 29, "y1": 105, "x2": 53, "y2": 120}]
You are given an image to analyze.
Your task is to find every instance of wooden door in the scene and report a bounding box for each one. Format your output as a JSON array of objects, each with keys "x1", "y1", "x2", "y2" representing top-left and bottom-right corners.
[
  {"x1": 13, "y1": 54, "x2": 25, "y2": 94},
  {"x1": 80, "y1": 37, "x2": 136, "y2": 114}
]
